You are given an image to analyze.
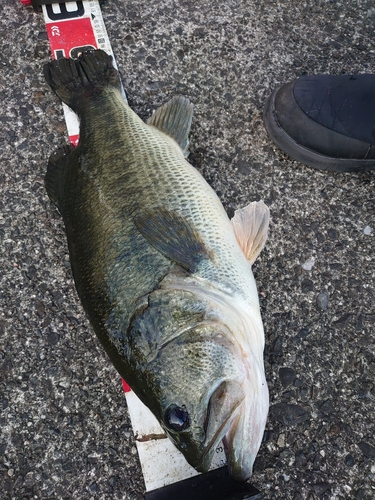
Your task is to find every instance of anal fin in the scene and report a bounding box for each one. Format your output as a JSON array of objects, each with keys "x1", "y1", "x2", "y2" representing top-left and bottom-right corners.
[
  {"x1": 231, "y1": 200, "x2": 270, "y2": 264},
  {"x1": 147, "y1": 96, "x2": 193, "y2": 157}
]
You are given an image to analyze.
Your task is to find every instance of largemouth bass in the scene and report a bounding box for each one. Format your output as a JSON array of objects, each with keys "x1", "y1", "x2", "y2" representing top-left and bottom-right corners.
[{"x1": 43, "y1": 50, "x2": 270, "y2": 482}]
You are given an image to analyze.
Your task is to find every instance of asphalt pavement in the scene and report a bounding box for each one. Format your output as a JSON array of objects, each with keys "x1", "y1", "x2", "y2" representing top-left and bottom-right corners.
[{"x1": 1, "y1": 0, "x2": 374, "y2": 498}]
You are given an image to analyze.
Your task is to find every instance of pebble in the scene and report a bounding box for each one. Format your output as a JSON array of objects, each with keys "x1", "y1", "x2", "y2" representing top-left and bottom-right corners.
[
  {"x1": 355, "y1": 488, "x2": 368, "y2": 500},
  {"x1": 301, "y1": 279, "x2": 314, "y2": 293},
  {"x1": 301, "y1": 257, "x2": 315, "y2": 271},
  {"x1": 269, "y1": 403, "x2": 309, "y2": 426},
  {"x1": 313, "y1": 483, "x2": 330, "y2": 495},
  {"x1": 345, "y1": 454, "x2": 355, "y2": 467},
  {"x1": 317, "y1": 292, "x2": 329, "y2": 311},
  {"x1": 279, "y1": 367, "x2": 296, "y2": 388},
  {"x1": 357, "y1": 441, "x2": 375, "y2": 459},
  {"x1": 317, "y1": 399, "x2": 335, "y2": 416},
  {"x1": 332, "y1": 313, "x2": 352, "y2": 329},
  {"x1": 363, "y1": 226, "x2": 372, "y2": 235},
  {"x1": 277, "y1": 434, "x2": 285, "y2": 447}
]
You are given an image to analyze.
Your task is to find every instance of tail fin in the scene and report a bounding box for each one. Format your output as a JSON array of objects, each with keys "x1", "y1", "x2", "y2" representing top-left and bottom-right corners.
[{"x1": 43, "y1": 49, "x2": 121, "y2": 112}]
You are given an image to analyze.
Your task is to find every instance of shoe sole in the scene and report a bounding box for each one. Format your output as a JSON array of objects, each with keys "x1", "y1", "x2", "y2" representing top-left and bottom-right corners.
[{"x1": 263, "y1": 87, "x2": 375, "y2": 173}]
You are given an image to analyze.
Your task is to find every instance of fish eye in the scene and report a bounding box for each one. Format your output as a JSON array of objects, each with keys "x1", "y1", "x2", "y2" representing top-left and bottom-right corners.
[{"x1": 164, "y1": 404, "x2": 190, "y2": 432}]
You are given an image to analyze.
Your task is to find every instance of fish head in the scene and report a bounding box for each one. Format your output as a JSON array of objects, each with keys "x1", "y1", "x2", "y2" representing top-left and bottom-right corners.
[
  {"x1": 147, "y1": 323, "x2": 248, "y2": 473},
  {"x1": 126, "y1": 287, "x2": 268, "y2": 480}
]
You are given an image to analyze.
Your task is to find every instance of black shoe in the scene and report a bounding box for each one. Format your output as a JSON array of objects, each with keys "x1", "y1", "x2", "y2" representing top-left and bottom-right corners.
[{"x1": 263, "y1": 74, "x2": 375, "y2": 172}]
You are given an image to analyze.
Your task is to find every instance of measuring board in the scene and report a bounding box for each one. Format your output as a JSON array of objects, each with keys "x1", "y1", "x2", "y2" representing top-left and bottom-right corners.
[{"x1": 20, "y1": 1, "x2": 262, "y2": 498}]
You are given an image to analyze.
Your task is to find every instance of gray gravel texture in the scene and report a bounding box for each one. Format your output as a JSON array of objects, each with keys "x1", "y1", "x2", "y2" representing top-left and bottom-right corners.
[{"x1": 1, "y1": 0, "x2": 375, "y2": 499}]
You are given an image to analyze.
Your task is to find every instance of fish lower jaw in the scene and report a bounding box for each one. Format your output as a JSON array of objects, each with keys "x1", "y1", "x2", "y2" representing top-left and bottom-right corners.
[
  {"x1": 223, "y1": 377, "x2": 269, "y2": 482},
  {"x1": 187, "y1": 401, "x2": 246, "y2": 475},
  {"x1": 226, "y1": 458, "x2": 254, "y2": 483},
  {"x1": 192, "y1": 456, "x2": 212, "y2": 474}
]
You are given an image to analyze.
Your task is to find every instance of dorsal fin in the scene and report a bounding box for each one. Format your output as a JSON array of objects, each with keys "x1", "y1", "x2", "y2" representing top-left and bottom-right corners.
[
  {"x1": 231, "y1": 200, "x2": 270, "y2": 264},
  {"x1": 147, "y1": 96, "x2": 193, "y2": 157}
]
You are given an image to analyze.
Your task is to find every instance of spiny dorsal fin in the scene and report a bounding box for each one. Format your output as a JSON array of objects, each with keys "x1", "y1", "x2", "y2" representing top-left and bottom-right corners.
[
  {"x1": 134, "y1": 209, "x2": 209, "y2": 272},
  {"x1": 231, "y1": 200, "x2": 270, "y2": 264},
  {"x1": 147, "y1": 96, "x2": 193, "y2": 157}
]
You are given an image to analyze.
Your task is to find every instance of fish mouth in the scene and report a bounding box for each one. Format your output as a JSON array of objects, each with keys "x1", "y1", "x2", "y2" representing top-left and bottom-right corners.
[
  {"x1": 193, "y1": 360, "x2": 269, "y2": 482},
  {"x1": 164, "y1": 374, "x2": 268, "y2": 482},
  {"x1": 185, "y1": 372, "x2": 269, "y2": 482},
  {"x1": 193, "y1": 379, "x2": 246, "y2": 473}
]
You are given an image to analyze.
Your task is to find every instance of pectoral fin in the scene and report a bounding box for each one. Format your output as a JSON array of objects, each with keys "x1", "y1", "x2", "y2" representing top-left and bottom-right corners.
[
  {"x1": 231, "y1": 200, "x2": 270, "y2": 264},
  {"x1": 147, "y1": 96, "x2": 193, "y2": 157},
  {"x1": 135, "y1": 209, "x2": 209, "y2": 272}
]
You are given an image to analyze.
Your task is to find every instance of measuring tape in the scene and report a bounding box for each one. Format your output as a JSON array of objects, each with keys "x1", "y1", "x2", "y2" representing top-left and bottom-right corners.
[{"x1": 21, "y1": 1, "x2": 261, "y2": 497}]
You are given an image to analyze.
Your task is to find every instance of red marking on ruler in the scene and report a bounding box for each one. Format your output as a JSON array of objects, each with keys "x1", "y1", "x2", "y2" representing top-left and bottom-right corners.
[
  {"x1": 69, "y1": 134, "x2": 80, "y2": 147},
  {"x1": 122, "y1": 379, "x2": 132, "y2": 393},
  {"x1": 46, "y1": 17, "x2": 97, "y2": 60}
]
